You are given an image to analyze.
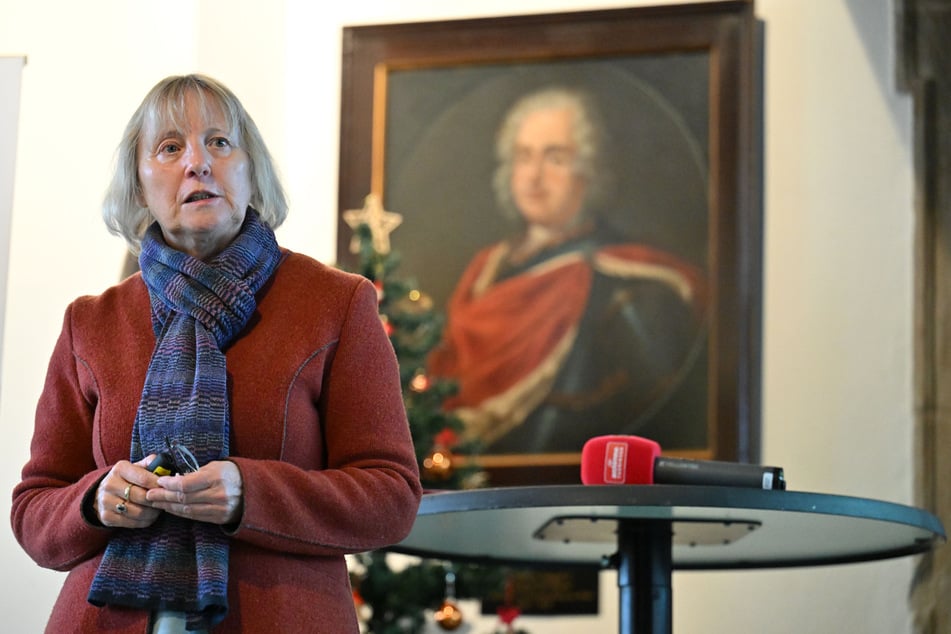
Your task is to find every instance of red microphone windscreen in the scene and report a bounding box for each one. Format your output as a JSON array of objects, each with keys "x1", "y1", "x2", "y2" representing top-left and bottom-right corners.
[{"x1": 580, "y1": 435, "x2": 661, "y2": 485}]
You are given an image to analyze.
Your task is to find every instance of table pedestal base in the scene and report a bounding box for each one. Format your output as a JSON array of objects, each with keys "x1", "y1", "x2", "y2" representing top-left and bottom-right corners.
[{"x1": 616, "y1": 520, "x2": 672, "y2": 634}]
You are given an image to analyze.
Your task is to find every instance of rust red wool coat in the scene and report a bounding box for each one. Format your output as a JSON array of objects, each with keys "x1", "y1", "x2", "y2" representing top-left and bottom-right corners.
[{"x1": 12, "y1": 250, "x2": 422, "y2": 633}]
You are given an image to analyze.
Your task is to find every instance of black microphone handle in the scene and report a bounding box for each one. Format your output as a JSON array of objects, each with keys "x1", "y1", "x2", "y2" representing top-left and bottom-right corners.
[{"x1": 653, "y1": 457, "x2": 786, "y2": 490}]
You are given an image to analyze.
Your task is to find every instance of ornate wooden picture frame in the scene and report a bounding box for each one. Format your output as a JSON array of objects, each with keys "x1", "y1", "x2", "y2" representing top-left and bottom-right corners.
[{"x1": 338, "y1": 1, "x2": 762, "y2": 486}]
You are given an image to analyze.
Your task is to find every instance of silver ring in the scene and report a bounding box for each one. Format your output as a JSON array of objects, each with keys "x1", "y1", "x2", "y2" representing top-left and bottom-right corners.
[
  {"x1": 115, "y1": 502, "x2": 128, "y2": 515},
  {"x1": 122, "y1": 484, "x2": 132, "y2": 502}
]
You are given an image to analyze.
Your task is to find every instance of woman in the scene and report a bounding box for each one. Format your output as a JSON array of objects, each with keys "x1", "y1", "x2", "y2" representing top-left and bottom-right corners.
[{"x1": 11, "y1": 74, "x2": 422, "y2": 633}]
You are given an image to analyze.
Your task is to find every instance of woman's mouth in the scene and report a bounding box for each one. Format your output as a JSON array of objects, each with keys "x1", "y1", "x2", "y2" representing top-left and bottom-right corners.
[{"x1": 184, "y1": 191, "x2": 218, "y2": 203}]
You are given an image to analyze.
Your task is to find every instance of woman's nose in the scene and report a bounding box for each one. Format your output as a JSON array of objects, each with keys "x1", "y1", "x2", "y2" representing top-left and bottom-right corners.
[{"x1": 184, "y1": 144, "x2": 211, "y2": 177}]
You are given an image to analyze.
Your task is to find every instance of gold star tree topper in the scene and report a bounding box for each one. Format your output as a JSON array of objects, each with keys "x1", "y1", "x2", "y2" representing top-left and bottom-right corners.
[{"x1": 343, "y1": 193, "x2": 403, "y2": 255}]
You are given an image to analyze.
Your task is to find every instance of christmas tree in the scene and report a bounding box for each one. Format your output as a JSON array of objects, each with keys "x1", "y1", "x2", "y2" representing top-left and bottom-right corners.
[
  {"x1": 341, "y1": 193, "x2": 483, "y2": 490},
  {"x1": 341, "y1": 194, "x2": 529, "y2": 634}
]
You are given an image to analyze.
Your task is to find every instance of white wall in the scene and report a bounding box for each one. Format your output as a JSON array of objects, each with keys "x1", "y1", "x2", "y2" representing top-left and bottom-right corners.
[
  {"x1": 0, "y1": 55, "x2": 25, "y2": 397},
  {"x1": 0, "y1": 1, "x2": 918, "y2": 633}
]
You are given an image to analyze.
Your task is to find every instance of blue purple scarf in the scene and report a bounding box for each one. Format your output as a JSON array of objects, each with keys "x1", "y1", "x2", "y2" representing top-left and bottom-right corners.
[{"x1": 88, "y1": 209, "x2": 282, "y2": 630}]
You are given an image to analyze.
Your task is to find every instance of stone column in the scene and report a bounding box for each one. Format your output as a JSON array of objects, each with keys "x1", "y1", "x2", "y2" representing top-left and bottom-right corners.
[{"x1": 897, "y1": 1, "x2": 951, "y2": 632}]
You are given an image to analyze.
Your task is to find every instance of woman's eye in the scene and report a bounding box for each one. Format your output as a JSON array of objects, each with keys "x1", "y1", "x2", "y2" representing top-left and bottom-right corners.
[
  {"x1": 159, "y1": 142, "x2": 181, "y2": 154},
  {"x1": 210, "y1": 137, "x2": 231, "y2": 149}
]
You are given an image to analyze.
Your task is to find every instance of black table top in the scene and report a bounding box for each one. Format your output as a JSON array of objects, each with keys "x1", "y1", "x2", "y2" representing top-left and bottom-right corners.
[{"x1": 391, "y1": 485, "x2": 946, "y2": 570}]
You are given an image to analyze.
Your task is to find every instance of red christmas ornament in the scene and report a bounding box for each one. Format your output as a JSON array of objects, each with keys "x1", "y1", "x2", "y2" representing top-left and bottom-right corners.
[
  {"x1": 373, "y1": 280, "x2": 385, "y2": 303},
  {"x1": 352, "y1": 587, "x2": 371, "y2": 623},
  {"x1": 496, "y1": 605, "x2": 521, "y2": 625},
  {"x1": 380, "y1": 315, "x2": 394, "y2": 336},
  {"x1": 434, "y1": 428, "x2": 459, "y2": 449},
  {"x1": 497, "y1": 576, "x2": 521, "y2": 629}
]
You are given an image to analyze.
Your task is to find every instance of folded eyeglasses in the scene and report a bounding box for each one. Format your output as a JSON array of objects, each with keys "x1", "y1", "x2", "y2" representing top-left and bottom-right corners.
[{"x1": 146, "y1": 437, "x2": 200, "y2": 476}]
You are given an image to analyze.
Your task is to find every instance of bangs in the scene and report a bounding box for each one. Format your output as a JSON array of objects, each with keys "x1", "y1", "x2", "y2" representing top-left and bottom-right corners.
[{"x1": 139, "y1": 79, "x2": 243, "y2": 147}]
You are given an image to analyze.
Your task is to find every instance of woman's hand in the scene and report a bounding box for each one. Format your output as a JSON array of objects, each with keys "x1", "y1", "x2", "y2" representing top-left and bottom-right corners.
[
  {"x1": 96, "y1": 456, "x2": 163, "y2": 528},
  {"x1": 146, "y1": 460, "x2": 244, "y2": 526}
]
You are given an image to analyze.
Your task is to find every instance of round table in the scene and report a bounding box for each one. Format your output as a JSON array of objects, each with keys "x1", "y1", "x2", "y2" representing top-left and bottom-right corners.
[{"x1": 389, "y1": 485, "x2": 946, "y2": 634}]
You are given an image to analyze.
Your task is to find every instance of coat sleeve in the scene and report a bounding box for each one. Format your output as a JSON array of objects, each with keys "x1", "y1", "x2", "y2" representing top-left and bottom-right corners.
[
  {"x1": 10, "y1": 304, "x2": 114, "y2": 571},
  {"x1": 227, "y1": 277, "x2": 423, "y2": 555}
]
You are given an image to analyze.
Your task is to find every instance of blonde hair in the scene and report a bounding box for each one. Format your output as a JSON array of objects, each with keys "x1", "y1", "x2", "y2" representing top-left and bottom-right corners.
[{"x1": 102, "y1": 74, "x2": 288, "y2": 253}]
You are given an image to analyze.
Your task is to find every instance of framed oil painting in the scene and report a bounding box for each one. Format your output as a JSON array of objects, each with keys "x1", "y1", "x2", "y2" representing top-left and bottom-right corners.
[{"x1": 338, "y1": 1, "x2": 762, "y2": 486}]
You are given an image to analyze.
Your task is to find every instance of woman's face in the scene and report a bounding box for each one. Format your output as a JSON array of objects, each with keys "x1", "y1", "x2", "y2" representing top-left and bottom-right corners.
[{"x1": 137, "y1": 91, "x2": 251, "y2": 260}]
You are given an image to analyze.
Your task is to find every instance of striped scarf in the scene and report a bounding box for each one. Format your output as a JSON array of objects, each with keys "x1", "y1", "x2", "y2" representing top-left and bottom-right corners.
[{"x1": 88, "y1": 209, "x2": 282, "y2": 630}]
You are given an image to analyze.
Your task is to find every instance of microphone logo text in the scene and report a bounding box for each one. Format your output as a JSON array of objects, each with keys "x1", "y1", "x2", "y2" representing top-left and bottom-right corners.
[{"x1": 604, "y1": 441, "x2": 628, "y2": 484}]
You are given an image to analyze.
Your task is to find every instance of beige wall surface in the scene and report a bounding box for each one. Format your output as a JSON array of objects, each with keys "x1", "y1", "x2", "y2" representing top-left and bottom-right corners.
[{"x1": 0, "y1": 1, "x2": 918, "y2": 632}]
